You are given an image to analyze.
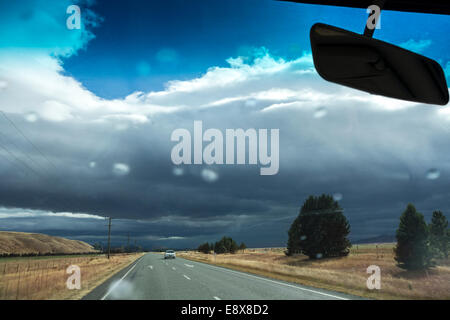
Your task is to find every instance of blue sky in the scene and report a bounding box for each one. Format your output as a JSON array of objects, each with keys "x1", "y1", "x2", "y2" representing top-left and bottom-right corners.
[
  {"x1": 60, "y1": 0, "x2": 450, "y2": 99},
  {"x1": 0, "y1": 0, "x2": 449, "y2": 248}
]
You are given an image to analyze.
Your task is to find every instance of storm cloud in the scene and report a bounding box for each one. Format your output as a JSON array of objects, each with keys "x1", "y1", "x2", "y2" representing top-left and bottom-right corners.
[{"x1": 0, "y1": 2, "x2": 449, "y2": 248}]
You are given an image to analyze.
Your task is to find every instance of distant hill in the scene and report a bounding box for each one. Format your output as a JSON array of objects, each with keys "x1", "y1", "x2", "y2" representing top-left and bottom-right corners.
[
  {"x1": 354, "y1": 234, "x2": 396, "y2": 244},
  {"x1": 0, "y1": 231, "x2": 97, "y2": 255}
]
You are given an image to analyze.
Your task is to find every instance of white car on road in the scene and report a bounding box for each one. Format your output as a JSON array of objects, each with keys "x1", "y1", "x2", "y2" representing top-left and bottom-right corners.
[{"x1": 164, "y1": 250, "x2": 176, "y2": 259}]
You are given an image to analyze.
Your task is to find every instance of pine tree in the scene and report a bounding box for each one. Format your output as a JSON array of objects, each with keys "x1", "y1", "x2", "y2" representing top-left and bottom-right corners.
[
  {"x1": 429, "y1": 210, "x2": 449, "y2": 258},
  {"x1": 213, "y1": 236, "x2": 239, "y2": 254},
  {"x1": 287, "y1": 194, "x2": 351, "y2": 259},
  {"x1": 197, "y1": 242, "x2": 210, "y2": 254},
  {"x1": 394, "y1": 204, "x2": 431, "y2": 269},
  {"x1": 286, "y1": 215, "x2": 302, "y2": 256}
]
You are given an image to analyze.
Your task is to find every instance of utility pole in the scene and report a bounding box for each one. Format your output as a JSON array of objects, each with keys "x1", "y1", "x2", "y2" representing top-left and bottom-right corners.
[{"x1": 107, "y1": 217, "x2": 112, "y2": 259}]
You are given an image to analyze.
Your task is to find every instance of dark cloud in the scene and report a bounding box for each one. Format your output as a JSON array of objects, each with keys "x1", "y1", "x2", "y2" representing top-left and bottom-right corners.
[{"x1": 0, "y1": 51, "x2": 449, "y2": 248}]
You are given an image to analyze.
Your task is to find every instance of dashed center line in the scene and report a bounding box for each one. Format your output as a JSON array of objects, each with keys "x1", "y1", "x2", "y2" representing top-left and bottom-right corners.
[
  {"x1": 213, "y1": 296, "x2": 221, "y2": 300},
  {"x1": 172, "y1": 267, "x2": 176, "y2": 270},
  {"x1": 184, "y1": 264, "x2": 194, "y2": 268},
  {"x1": 148, "y1": 265, "x2": 153, "y2": 270},
  {"x1": 183, "y1": 275, "x2": 191, "y2": 280}
]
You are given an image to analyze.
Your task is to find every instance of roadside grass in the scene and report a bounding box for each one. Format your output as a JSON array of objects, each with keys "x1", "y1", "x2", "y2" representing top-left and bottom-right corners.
[
  {"x1": 0, "y1": 253, "x2": 144, "y2": 300},
  {"x1": 178, "y1": 244, "x2": 450, "y2": 300},
  {"x1": 0, "y1": 253, "x2": 103, "y2": 262}
]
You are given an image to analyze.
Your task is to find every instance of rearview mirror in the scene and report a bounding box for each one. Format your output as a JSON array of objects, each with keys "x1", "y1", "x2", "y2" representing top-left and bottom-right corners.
[{"x1": 310, "y1": 23, "x2": 449, "y2": 105}]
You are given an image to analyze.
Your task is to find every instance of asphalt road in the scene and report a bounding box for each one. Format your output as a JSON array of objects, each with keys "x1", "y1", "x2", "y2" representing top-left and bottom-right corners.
[{"x1": 83, "y1": 253, "x2": 362, "y2": 300}]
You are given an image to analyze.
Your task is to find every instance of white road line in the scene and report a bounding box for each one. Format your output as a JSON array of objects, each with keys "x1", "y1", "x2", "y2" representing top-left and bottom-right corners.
[
  {"x1": 213, "y1": 296, "x2": 221, "y2": 300},
  {"x1": 101, "y1": 258, "x2": 142, "y2": 300},
  {"x1": 184, "y1": 264, "x2": 194, "y2": 268},
  {"x1": 193, "y1": 261, "x2": 349, "y2": 300},
  {"x1": 183, "y1": 275, "x2": 191, "y2": 280},
  {"x1": 172, "y1": 267, "x2": 176, "y2": 270},
  {"x1": 148, "y1": 265, "x2": 153, "y2": 270}
]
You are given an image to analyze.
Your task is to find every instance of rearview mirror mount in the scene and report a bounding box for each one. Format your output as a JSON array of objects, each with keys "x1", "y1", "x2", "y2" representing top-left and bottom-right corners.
[{"x1": 309, "y1": 23, "x2": 449, "y2": 106}]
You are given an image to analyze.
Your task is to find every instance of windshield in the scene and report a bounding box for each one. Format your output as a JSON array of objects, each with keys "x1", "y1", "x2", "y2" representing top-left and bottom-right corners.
[{"x1": 0, "y1": 0, "x2": 448, "y2": 303}]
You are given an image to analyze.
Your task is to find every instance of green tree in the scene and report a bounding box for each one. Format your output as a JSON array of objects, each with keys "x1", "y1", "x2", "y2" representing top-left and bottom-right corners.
[
  {"x1": 214, "y1": 236, "x2": 239, "y2": 254},
  {"x1": 197, "y1": 242, "x2": 210, "y2": 254},
  {"x1": 286, "y1": 215, "x2": 302, "y2": 256},
  {"x1": 394, "y1": 204, "x2": 432, "y2": 269},
  {"x1": 239, "y1": 242, "x2": 247, "y2": 252},
  {"x1": 214, "y1": 242, "x2": 227, "y2": 254},
  {"x1": 287, "y1": 194, "x2": 351, "y2": 258},
  {"x1": 429, "y1": 210, "x2": 449, "y2": 258}
]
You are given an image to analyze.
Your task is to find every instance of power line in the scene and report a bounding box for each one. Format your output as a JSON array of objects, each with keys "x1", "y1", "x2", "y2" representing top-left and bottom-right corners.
[
  {"x1": 0, "y1": 138, "x2": 42, "y2": 178},
  {"x1": 0, "y1": 129, "x2": 51, "y2": 175},
  {"x1": 0, "y1": 111, "x2": 110, "y2": 227},
  {"x1": 0, "y1": 142, "x2": 30, "y2": 173},
  {"x1": 0, "y1": 111, "x2": 59, "y2": 172},
  {"x1": 0, "y1": 113, "x2": 85, "y2": 216}
]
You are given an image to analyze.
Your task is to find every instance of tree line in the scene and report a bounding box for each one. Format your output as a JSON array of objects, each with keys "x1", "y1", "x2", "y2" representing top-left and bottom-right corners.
[
  {"x1": 197, "y1": 236, "x2": 247, "y2": 254},
  {"x1": 394, "y1": 204, "x2": 448, "y2": 269},
  {"x1": 285, "y1": 194, "x2": 449, "y2": 270},
  {"x1": 92, "y1": 242, "x2": 143, "y2": 253}
]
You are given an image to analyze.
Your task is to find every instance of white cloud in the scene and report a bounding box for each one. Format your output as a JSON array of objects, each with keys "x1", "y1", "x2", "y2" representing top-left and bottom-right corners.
[
  {"x1": 40, "y1": 100, "x2": 74, "y2": 122},
  {"x1": 0, "y1": 46, "x2": 430, "y2": 132},
  {"x1": 0, "y1": 53, "x2": 180, "y2": 124},
  {"x1": 157, "y1": 236, "x2": 186, "y2": 241},
  {"x1": 0, "y1": 207, "x2": 104, "y2": 219}
]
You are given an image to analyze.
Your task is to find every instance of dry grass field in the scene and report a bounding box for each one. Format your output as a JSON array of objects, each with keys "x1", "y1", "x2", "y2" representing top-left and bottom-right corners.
[
  {"x1": 178, "y1": 244, "x2": 450, "y2": 300},
  {"x1": 0, "y1": 231, "x2": 97, "y2": 255},
  {"x1": 0, "y1": 253, "x2": 143, "y2": 300}
]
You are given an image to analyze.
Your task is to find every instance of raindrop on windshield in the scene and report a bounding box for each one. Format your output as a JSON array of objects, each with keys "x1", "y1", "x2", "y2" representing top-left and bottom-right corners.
[
  {"x1": 314, "y1": 107, "x2": 327, "y2": 118},
  {"x1": 245, "y1": 99, "x2": 257, "y2": 107},
  {"x1": 25, "y1": 113, "x2": 38, "y2": 122},
  {"x1": 113, "y1": 163, "x2": 130, "y2": 176},
  {"x1": 0, "y1": 80, "x2": 7, "y2": 90},
  {"x1": 136, "y1": 61, "x2": 151, "y2": 76},
  {"x1": 173, "y1": 167, "x2": 184, "y2": 176},
  {"x1": 333, "y1": 193, "x2": 343, "y2": 201},
  {"x1": 201, "y1": 168, "x2": 218, "y2": 183},
  {"x1": 426, "y1": 168, "x2": 440, "y2": 180}
]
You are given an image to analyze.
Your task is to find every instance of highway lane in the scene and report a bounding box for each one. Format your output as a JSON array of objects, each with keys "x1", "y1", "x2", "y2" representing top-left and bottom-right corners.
[{"x1": 83, "y1": 253, "x2": 362, "y2": 300}]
